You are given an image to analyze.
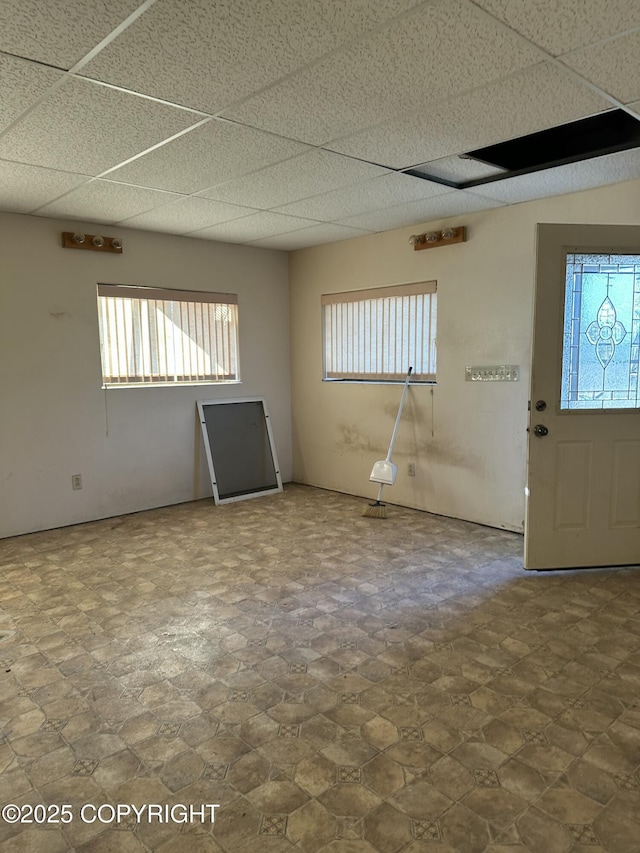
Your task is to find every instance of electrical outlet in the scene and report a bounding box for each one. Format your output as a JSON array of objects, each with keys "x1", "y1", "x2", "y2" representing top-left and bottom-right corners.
[
  {"x1": 71, "y1": 474, "x2": 82, "y2": 490},
  {"x1": 408, "y1": 462, "x2": 416, "y2": 477}
]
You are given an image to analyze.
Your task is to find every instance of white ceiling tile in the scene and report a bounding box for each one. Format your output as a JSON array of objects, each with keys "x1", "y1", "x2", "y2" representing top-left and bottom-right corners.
[
  {"x1": 189, "y1": 212, "x2": 317, "y2": 243},
  {"x1": 35, "y1": 179, "x2": 181, "y2": 223},
  {"x1": 198, "y1": 150, "x2": 390, "y2": 209},
  {"x1": 82, "y1": 0, "x2": 422, "y2": 112},
  {"x1": 627, "y1": 101, "x2": 640, "y2": 117},
  {"x1": 470, "y1": 149, "x2": 640, "y2": 203},
  {"x1": 0, "y1": 78, "x2": 202, "y2": 175},
  {"x1": 223, "y1": 0, "x2": 545, "y2": 145},
  {"x1": 275, "y1": 173, "x2": 449, "y2": 222},
  {"x1": 561, "y1": 31, "x2": 640, "y2": 104},
  {"x1": 335, "y1": 191, "x2": 505, "y2": 231},
  {"x1": 329, "y1": 62, "x2": 614, "y2": 169},
  {"x1": 247, "y1": 223, "x2": 373, "y2": 250},
  {"x1": 107, "y1": 119, "x2": 310, "y2": 194},
  {"x1": 116, "y1": 196, "x2": 255, "y2": 233},
  {"x1": 415, "y1": 156, "x2": 507, "y2": 183},
  {"x1": 0, "y1": 0, "x2": 144, "y2": 68},
  {"x1": 0, "y1": 56, "x2": 63, "y2": 133},
  {"x1": 471, "y1": 0, "x2": 640, "y2": 56},
  {"x1": 0, "y1": 160, "x2": 90, "y2": 213}
]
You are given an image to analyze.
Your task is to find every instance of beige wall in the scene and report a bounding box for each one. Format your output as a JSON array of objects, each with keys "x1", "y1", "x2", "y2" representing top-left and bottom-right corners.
[
  {"x1": 289, "y1": 179, "x2": 640, "y2": 532},
  {"x1": 3, "y1": 180, "x2": 639, "y2": 539},
  {"x1": 0, "y1": 213, "x2": 290, "y2": 537}
]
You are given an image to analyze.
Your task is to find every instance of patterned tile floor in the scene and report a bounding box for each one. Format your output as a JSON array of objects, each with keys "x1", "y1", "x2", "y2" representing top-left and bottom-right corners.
[{"x1": 0, "y1": 484, "x2": 639, "y2": 852}]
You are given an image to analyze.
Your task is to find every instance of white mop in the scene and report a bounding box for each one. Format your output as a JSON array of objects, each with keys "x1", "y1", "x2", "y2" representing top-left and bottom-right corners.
[{"x1": 363, "y1": 367, "x2": 412, "y2": 518}]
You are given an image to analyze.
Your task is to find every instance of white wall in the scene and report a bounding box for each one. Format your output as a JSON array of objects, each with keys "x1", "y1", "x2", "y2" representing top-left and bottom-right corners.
[
  {"x1": 289, "y1": 179, "x2": 640, "y2": 532},
  {"x1": 0, "y1": 213, "x2": 290, "y2": 538}
]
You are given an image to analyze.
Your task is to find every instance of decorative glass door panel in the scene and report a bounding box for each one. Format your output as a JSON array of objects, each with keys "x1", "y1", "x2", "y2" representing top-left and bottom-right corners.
[{"x1": 561, "y1": 254, "x2": 640, "y2": 410}]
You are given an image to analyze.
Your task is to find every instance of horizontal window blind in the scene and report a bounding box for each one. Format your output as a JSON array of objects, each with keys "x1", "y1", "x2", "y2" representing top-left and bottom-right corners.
[
  {"x1": 322, "y1": 281, "x2": 437, "y2": 381},
  {"x1": 97, "y1": 285, "x2": 239, "y2": 385}
]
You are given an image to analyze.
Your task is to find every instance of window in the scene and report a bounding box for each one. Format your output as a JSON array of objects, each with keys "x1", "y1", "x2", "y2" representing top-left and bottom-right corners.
[
  {"x1": 561, "y1": 253, "x2": 640, "y2": 409},
  {"x1": 97, "y1": 284, "x2": 239, "y2": 386},
  {"x1": 322, "y1": 281, "x2": 436, "y2": 382}
]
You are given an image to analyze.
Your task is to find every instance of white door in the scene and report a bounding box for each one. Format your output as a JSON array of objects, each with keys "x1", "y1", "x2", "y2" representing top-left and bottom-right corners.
[{"x1": 525, "y1": 223, "x2": 640, "y2": 570}]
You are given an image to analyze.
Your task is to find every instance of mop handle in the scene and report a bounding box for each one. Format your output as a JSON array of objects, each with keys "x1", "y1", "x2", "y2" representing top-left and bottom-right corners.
[{"x1": 385, "y1": 367, "x2": 413, "y2": 462}]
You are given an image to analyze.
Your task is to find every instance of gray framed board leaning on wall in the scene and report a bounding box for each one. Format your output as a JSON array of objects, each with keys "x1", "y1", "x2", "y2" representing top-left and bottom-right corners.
[{"x1": 197, "y1": 397, "x2": 283, "y2": 505}]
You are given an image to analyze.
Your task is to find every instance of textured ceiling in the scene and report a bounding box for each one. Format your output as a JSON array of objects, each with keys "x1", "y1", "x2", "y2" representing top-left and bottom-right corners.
[{"x1": 1, "y1": 0, "x2": 639, "y2": 250}]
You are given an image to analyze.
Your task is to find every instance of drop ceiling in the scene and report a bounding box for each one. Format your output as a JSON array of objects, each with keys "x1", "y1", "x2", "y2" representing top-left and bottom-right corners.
[{"x1": 1, "y1": 0, "x2": 639, "y2": 250}]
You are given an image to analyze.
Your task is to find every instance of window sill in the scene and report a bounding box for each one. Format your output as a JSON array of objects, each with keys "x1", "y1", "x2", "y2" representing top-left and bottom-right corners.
[
  {"x1": 102, "y1": 380, "x2": 242, "y2": 390},
  {"x1": 322, "y1": 378, "x2": 436, "y2": 386}
]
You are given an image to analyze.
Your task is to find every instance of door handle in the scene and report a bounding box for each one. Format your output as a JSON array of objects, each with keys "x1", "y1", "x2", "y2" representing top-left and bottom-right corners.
[{"x1": 533, "y1": 424, "x2": 549, "y2": 437}]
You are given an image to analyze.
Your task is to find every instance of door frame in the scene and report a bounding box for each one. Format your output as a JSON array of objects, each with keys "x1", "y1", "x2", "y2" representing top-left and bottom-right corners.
[{"x1": 525, "y1": 223, "x2": 640, "y2": 570}]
